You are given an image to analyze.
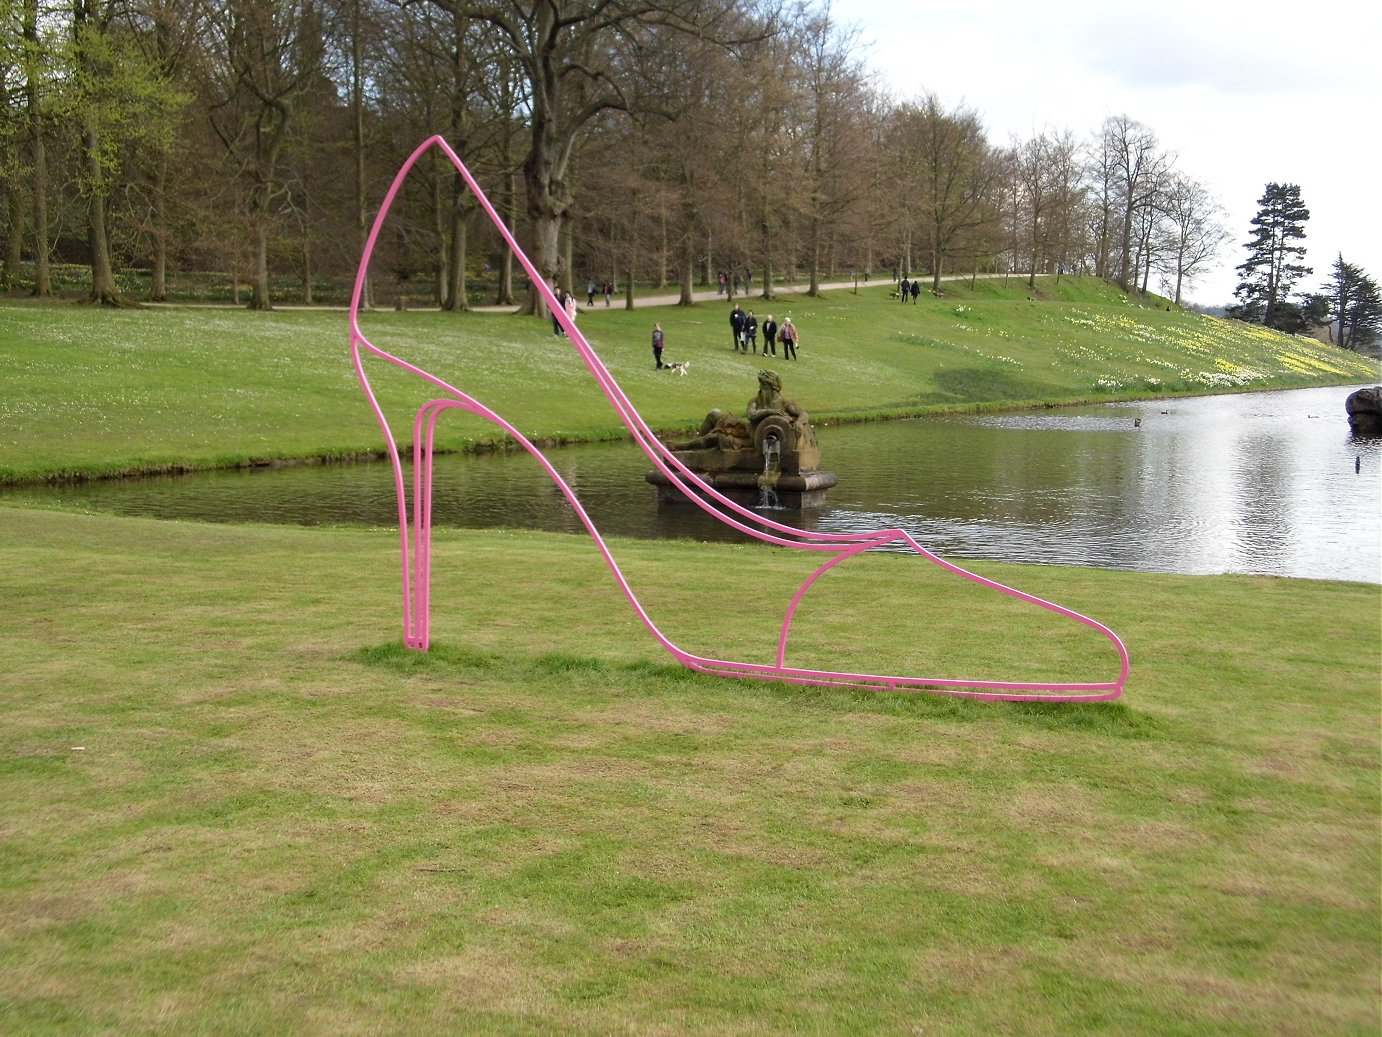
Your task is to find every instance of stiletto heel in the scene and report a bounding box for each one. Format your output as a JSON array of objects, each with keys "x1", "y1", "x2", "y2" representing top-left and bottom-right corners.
[
  {"x1": 349, "y1": 136, "x2": 1130, "y2": 702},
  {"x1": 406, "y1": 398, "x2": 459, "y2": 650}
]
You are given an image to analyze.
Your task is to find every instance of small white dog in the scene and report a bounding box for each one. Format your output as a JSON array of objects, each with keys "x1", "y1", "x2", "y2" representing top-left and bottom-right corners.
[{"x1": 664, "y1": 361, "x2": 690, "y2": 376}]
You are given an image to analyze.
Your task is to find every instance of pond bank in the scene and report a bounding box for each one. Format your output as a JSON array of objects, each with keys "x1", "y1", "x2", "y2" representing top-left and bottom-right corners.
[{"x1": 5, "y1": 378, "x2": 1376, "y2": 488}]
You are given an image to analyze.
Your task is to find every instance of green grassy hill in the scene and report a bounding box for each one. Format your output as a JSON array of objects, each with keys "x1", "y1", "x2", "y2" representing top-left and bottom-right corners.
[{"x1": 1, "y1": 277, "x2": 1376, "y2": 483}]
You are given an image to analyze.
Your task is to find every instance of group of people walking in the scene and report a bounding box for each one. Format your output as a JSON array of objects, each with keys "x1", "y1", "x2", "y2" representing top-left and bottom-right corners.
[
  {"x1": 649, "y1": 305, "x2": 801, "y2": 369},
  {"x1": 728, "y1": 304, "x2": 797, "y2": 360},
  {"x1": 897, "y1": 277, "x2": 921, "y2": 303},
  {"x1": 550, "y1": 283, "x2": 579, "y2": 336},
  {"x1": 716, "y1": 269, "x2": 753, "y2": 297}
]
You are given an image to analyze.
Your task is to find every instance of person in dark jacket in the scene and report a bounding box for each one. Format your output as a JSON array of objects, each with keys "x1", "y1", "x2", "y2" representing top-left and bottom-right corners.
[
  {"x1": 761, "y1": 314, "x2": 778, "y2": 356},
  {"x1": 743, "y1": 311, "x2": 759, "y2": 354},
  {"x1": 552, "y1": 284, "x2": 566, "y2": 336},
  {"x1": 910, "y1": 279, "x2": 921, "y2": 303},
  {"x1": 651, "y1": 322, "x2": 665, "y2": 369},
  {"x1": 730, "y1": 304, "x2": 746, "y2": 351}
]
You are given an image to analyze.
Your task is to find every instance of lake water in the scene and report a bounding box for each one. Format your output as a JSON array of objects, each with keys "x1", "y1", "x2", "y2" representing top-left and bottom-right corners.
[{"x1": 7, "y1": 384, "x2": 1379, "y2": 583}]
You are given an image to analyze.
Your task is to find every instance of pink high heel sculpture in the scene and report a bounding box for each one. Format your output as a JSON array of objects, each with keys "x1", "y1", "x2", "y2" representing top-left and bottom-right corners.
[{"x1": 349, "y1": 136, "x2": 1129, "y2": 702}]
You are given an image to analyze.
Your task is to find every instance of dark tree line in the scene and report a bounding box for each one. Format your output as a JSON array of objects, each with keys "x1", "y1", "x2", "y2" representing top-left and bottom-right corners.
[{"x1": 2, "y1": 0, "x2": 1239, "y2": 315}]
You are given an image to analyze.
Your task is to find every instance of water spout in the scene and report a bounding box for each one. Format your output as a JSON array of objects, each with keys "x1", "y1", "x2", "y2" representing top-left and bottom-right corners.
[{"x1": 757, "y1": 435, "x2": 781, "y2": 509}]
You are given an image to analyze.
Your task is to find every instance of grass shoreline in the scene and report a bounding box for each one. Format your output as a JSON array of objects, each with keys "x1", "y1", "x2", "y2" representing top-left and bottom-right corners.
[
  {"x1": 3, "y1": 276, "x2": 1378, "y2": 486},
  {"x1": 9, "y1": 378, "x2": 1375, "y2": 487}
]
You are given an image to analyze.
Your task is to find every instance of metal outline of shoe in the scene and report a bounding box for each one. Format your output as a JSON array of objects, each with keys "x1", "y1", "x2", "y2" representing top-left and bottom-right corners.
[{"x1": 349, "y1": 136, "x2": 1130, "y2": 702}]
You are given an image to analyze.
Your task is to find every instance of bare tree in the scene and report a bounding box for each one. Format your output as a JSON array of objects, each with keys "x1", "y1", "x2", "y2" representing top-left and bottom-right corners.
[
  {"x1": 1100, "y1": 114, "x2": 1170, "y2": 293},
  {"x1": 1014, "y1": 131, "x2": 1055, "y2": 289},
  {"x1": 203, "y1": 0, "x2": 327, "y2": 310},
  {"x1": 793, "y1": 3, "x2": 865, "y2": 296},
  {"x1": 849, "y1": 85, "x2": 894, "y2": 284},
  {"x1": 722, "y1": 12, "x2": 792, "y2": 302},
  {"x1": 71, "y1": 0, "x2": 188, "y2": 305},
  {"x1": 0, "y1": 0, "x2": 27, "y2": 289},
  {"x1": 1156, "y1": 172, "x2": 1226, "y2": 305},
  {"x1": 1044, "y1": 128, "x2": 1085, "y2": 281},
  {"x1": 347, "y1": 0, "x2": 376, "y2": 309},
  {"x1": 19, "y1": 0, "x2": 51, "y2": 296},
  {"x1": 1082, "y1": 129, "x2": 1115, "y2": 281},
  {"x1": 122, "y1": 1, "x2": 203, "y2": 302},
  {"x1": 895, "y1": 94, "x2": 999, "y2": 293},
  {"x1": 418, "y1": 0, "x2": 752, "y2": 317},
  {"x1": 72, "y1": 0, "x2": 123, "y2": 304},
  {"x1": 616, "y1": 31, "x2": 739, "y2": 305}
]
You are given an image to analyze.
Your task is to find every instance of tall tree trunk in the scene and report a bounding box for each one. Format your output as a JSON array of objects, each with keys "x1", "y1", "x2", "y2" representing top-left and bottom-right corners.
[
  {"x1": 1117, "y1": 202, "x2": 1136, "y2": 292},
  {"x1": 562, "y1": 224, "x2": 574, "y2": 294},
  {"x1": 301, "y1": 225, "x2": 313, "y2": 305},
  {"x1": 75, "y1": 1, "x2": 122, "y2": 306},
  {"x1": 23, "y1": 0, "x2": 50, "y2": 297},
  {"x1": 251, "y1": 217, "x2": 271, "y2": 310},
  {"x1": 657, "y1": 212, "x2": 667, "y2": 288},
  {"x1": 1027, "y1": 221, "x2": 1039, "y2": 289},
  {"x1": 496, "y1": 170, "x2": 516, "y2": 305},
  {"x1": 760, "y1": 211, "x2": 775, "y2": 301},
  {"x1": 351, "y1": 0, "x2": 371, "y2": 310},
  {"x1": 608, "y1": 255, "x2": 617, "y2": 297},
  {"x1": 519, "y1": 33, "x2": 567, "y2": 321},
  {"x1": 808, "y1": 219, "x2": 821, "y2": 296},
  {"x1": 247, "y1": 126, "x2": 286, "y2": 311},
  {"x1": 494, "y1": 70, "x2": 518, "y2": 307},
  {"x1": 678, "y1": 230, "x2": 694, "y2": 306},
  {"x1": 2, "y1": 187, "x2": 20, "y2": 290},
  {"x1": 443, "y1": 193, "x2": 462, "y2": 309},
  {"x1": 442, "y1": 9, "x2": 470, "y2": 311},
  {"x1": 84, "y1": 127, "x2": 121, "y2": 305},
  {"x1": 444, "y1": 200, "x2": 467, "y2": 311},
  {"x1": 431, "y1": 153, "x2": 447, "y2": 305},
  {"x1": 150, "y1": 161, "x2": 168, "y2": 301}
]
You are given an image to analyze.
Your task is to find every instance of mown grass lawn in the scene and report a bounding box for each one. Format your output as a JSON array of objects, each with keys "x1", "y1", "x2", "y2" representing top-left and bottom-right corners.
[
  {"x1": 2, "y1": 507, "x2": 1377, "y2": 1035},
  {"x1": 2, "y1": 276, "x2": 1376, "y2": 483}
]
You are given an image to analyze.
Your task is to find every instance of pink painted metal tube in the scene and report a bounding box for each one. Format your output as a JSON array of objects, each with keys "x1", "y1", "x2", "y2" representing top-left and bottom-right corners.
[{"x1": 348, "y1": 135, "x2": 1130, "y2": 701}]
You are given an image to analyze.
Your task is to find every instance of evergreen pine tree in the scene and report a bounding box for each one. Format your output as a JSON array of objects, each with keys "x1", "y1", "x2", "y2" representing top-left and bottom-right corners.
[
  {"x1": 1232, "y1": 183, "x2": 1311, "y2": 330},
  {"x1": 1324, "y1": 254, "x2": 1382, "y2": 350}
]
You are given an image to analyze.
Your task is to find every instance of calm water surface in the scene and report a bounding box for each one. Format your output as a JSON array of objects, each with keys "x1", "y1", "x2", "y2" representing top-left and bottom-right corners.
[{"x1": 9, "y1": 384, "x2": 1380, "y2": 583}]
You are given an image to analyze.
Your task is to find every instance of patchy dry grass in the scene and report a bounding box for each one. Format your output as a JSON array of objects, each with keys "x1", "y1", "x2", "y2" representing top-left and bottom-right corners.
[{"x1": 1, "y1": 506, "x2": 1378, "y2": 1034}]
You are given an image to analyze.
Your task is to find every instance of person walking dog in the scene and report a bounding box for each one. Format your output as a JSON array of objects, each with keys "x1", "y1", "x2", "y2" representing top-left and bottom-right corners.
[{"x1": 651, "y1": 322, "x2": 665, "y2": 369}]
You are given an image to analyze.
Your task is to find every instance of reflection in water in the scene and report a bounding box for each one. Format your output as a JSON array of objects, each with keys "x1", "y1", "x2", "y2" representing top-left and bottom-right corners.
[{"x1": 5, "y1": 384, "x2": 1379, "y2": 582}]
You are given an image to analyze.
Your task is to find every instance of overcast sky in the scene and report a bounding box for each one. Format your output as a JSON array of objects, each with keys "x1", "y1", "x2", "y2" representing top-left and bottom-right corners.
[{"x1": 828, "y1": 0, "x2": 1380, "y2": 307}]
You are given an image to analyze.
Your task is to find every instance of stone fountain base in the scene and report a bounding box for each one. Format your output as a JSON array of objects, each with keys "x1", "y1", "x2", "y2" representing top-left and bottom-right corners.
[{"x1": 645, "y1": 459, "x2": 838, "y2": 509}]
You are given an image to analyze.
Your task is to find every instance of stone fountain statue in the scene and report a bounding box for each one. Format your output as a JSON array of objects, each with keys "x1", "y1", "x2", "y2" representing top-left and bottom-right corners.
[{"x1": 647, "y1": 370, "x2": 838, "y2": 507}]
